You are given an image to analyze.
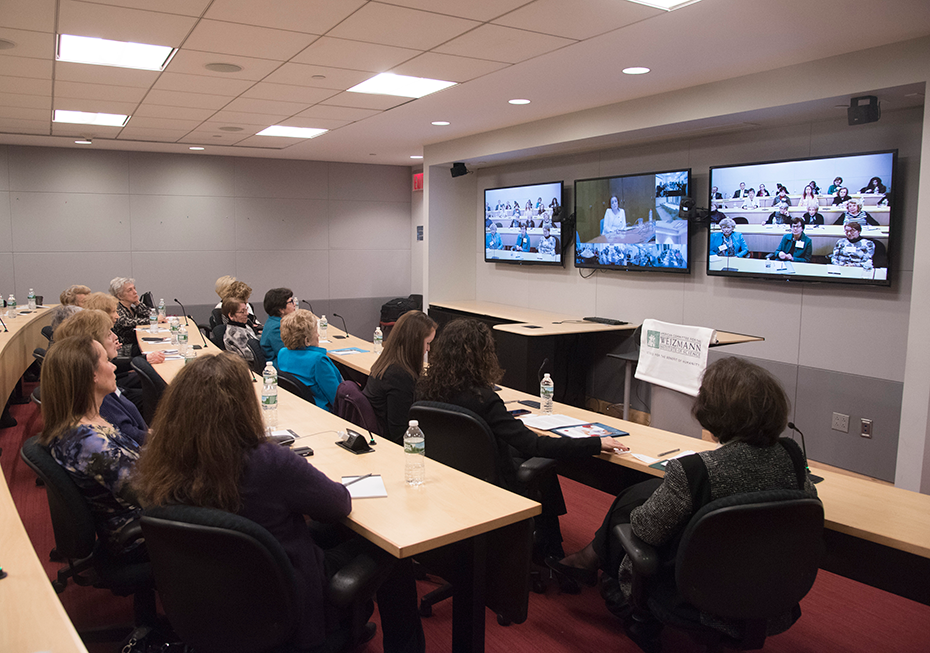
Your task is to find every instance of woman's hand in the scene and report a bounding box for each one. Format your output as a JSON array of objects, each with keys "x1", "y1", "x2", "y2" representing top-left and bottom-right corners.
[
  {"x1": 146, "y1": 351, "x2": 166, "y2": 364},
  {"x1": 600, "y1": 437, "x2": 629, "y2": 454},
  {"x1": 157, "y1": 314, "x2": 169, "y2": 323}
]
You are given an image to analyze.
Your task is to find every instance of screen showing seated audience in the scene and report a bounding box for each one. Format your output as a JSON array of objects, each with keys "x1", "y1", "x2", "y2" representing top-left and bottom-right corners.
[
  {"x1": 484, "y1": 181, "x2": 564, "y2": 266},
  {"x1": 574, "y1": 169, "x2": 691, "y2": 273},
  {"x1": 707, "y1": 150, "x2": 896, "y2": 287}
]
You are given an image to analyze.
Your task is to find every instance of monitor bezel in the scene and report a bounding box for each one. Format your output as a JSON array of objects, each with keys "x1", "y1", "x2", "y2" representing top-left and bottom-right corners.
[{"x1": 483, "y1": 180, "x2": 565, "y2": 267}]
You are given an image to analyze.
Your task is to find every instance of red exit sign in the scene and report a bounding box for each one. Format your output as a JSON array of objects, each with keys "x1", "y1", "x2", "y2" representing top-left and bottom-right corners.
[{"x1": 412, "y1": 172, "x2": 423, "y2": 191}]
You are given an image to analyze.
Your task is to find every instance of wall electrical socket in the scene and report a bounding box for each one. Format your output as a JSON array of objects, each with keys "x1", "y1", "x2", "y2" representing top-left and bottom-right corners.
[
  {"x1": 832, "y1": 412, "x2": 849, "y2": 433},
  {"x1": 861, "y1": 418, "x2": 873, "y2": 438}
]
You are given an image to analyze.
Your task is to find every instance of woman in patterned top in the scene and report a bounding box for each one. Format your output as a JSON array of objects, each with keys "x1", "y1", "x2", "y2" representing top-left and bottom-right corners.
[
  {"x1": 222, "y1": 298, "x2": 260, "y2": 362},
  {"x1": 109, "y1": 277, "x2": 166, "y2": 357},
  {"x1": 40, "y1": 334, "x2": 144, "y2": 559}
]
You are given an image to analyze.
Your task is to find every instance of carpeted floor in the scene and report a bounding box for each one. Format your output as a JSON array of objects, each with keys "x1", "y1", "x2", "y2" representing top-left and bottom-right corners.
[{"x1": 4, "y1": 391, "x2": 930, "y2": 652}]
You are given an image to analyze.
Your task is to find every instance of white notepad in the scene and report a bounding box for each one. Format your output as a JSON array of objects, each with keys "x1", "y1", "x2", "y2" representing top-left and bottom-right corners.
[
  {"x1": 520, "y1": 414, "x2": 588, "y2": 430},
  {"x1": 342, "y1": 475, "x2": 387, "y2": 499}
]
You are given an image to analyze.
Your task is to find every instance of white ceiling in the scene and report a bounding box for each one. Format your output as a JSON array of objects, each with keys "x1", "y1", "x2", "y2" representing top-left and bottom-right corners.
[{"x1": 0, "y1": 0, "x2": 928, "y2": 165}]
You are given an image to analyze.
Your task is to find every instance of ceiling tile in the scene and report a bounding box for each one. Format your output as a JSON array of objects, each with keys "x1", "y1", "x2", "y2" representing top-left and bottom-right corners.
[
  {"x1": 117, "y1": 126, "x2": 190, "y2": 141},
  {"x1": 295, "y1": 105, "x2": 380, "y2": 121},
  {"x1": 193, "y1": 121, "x2": 253, "y2": 133},
  {"x1": 282, "y1": 115, "x2": 351, "y2": 130},
  {"x1": 0, "y1": 106, "x2": 49, "y2": 121},
  {"x1": 58, "y1": 0, "x2": 197, "y2": 47},
  {"x1": 153, "y1": 71, "x2": 254, "y2": 96},
  {"x1": 493, "y1": 0, "x2": 662, "y2": 40},
  {"x1": 0, "y1": 55, "x2": 53, "y2": 80},
  {"x1": 55, "y1": 80, "x2": 147, "y2": 102},
  {"x1": 262, "y1": 63, "x2": 371, "y2": 90},
  {"x1": 319, "y1": 91, "x2": 409, "y2": 111},
  {"x1": 144, "y1": 89, "x2": 232, "y2": 110},
  {"x1": 0, "y1": 27, "x2": 56, "y2": 60},
  {"x1": 434, "y1": 24, "x2": 575, "y2": 64},
  {"x1": 127, "y1": 115, "x2": 202, "y2": 130},
  {"x1": 204, "y1": 0, "x2": 364, "y2": 35},
  {"x1": 183, "y1": 19, "x2": 318, "y2": 61},
  {"x1": 0, "y1": 93, "x2": 51, "y2": 110},
  {"x1": 133, "y1": 103, "x2": 217, "y2": 121},
  {"x1": 166, "y1": 49, "x2": 283, "y2": 81},
  {"x1": 0, "y1": 75, "x2": 52, "y2": 96},
  {"x1": 382, "y1": 0, "x2": 531, "y2": 22},
  {"x1": 2, "y1": 0, "x2": 56, "y2": 32},
  {"x1": 222, "y1": 97, "x2": 309, "y2": 117},
  {"x1": 179, "y1": 130, "x2": 251, "y2": 145},
  {"x1": 209, "y1": 111, "x2": 288, "y2": 126},
  {"x1": 328, "y1": 3, "x2": 479, "y2": 50},
  {"x1": 0, "y1": 117, "x2": 49, "y2": 135},
  {"x1": 51, "y1": 122, "x2": 123, "y2": 137},
  {"x1": 232, "y1": 135, "x2": 300, "y2": 149},
  {"x1": 291, "y1": 36, "x2": 420, "y2": 72},
  {"x1": 55, "y1": 61, "x2": 158, "y2": 88},
  {"x1": 390, "y1": 52, "x2": 509, "y2": 83},
  {"x1": 77, "y1": 0, "x2": 212, "y2": 18},
  {"x1": 242, "y1": 82, "x2": 339, "y2": 105},
  {"x1": 53, "y1": 97, "x2": 138, "y2": 114}
]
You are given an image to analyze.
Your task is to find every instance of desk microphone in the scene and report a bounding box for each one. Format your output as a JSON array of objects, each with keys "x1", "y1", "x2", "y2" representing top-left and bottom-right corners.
[
  {"x1": 538, "y1": 357, "x2": 549, "y2": 384},
  {"x1": 787, "y1": 422, "x2": 823, "y2": 484},
  {"x1": 332, "y1": 313, "x2": 349, "y2": 339},
  {"x1": 300, "y1": 299, "x2": 315, "y2": 315},
  {"x1": 0, "y1": 314, "x2": 7, "y2": 332},
  {"x1": 174, "y1": 298, "x2": 207, "y2": 349}
]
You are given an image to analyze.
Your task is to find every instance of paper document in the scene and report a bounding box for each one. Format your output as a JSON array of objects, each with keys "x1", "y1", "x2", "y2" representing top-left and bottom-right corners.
[
  {"x1": 520, "y1": 414, "x2": 589, "y2": 430},
  {"x1": 329, "y1": 347, "x2": 369, "y2": 354},
  {"x1": 648, "y1": 450, "x2": 697, "y2": 471},
  {"x1": 342, "y1": 475, "x2": 387, "y2": 498}
]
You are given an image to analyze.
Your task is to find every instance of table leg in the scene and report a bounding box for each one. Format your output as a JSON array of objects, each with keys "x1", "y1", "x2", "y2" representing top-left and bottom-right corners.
[
  {"x1": 623, "y1": 360, "x2": 633, "y2": 421},
  {"x1": 451, "y1": 533, "x2": 488, "y2": 653}
]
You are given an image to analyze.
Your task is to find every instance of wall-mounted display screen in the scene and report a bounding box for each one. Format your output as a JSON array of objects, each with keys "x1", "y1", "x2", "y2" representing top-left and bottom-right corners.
[
  {"x1": 574, "y1": 169, "x2": 691, "y2": 273},
  {"x1": 707, "y1": 150, "x2": 896, "y2": 286},
  {"x1": 484, "y1": 181, "x2": 563, "y2": 266}
]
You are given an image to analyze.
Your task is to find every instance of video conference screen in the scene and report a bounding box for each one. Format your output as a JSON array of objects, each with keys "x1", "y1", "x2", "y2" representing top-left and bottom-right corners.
[
  {"x1": 707, "y1": 150, "x2": 896, "y2": 286},
  {"x1": 574, "y1": 169, "x2": 691, "y2": 273},
  {"x1": 484, "y1": 181, "x2": 564, "y2": 266}
]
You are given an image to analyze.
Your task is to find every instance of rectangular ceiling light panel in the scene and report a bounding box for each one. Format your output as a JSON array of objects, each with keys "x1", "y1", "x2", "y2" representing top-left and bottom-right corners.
[{"x1": 58, "y1": 34, "x2": 176, "y2": 71}]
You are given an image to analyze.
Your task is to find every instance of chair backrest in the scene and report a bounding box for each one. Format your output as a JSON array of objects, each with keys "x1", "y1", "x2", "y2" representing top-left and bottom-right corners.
[
  {"x1": 209, "y1": 307, "x2": 223, "y2": 331},
  {"x1": 245, "y1": 338, "x2": 266, "y2": 375},
  {"x1": 408, "y1": 401, "x2": 503, "y2": 486},
  {"x1": 333, "y1": 380, "x2": 380, "y2": 435},
  {"x1": 141, "y1": 505, "x2": 298, "y2": 653},
  {"x1": 33, "y1": 347, "x2": 46, "y2": 364},
  {"x1": 211, "y1": 324, "x2": 227, "y2": 350},
  {"x1": 20, "y1": 436, "x2": 97, "y2": 560},
  {"x1": 130, "y1": 356, "x2": 168, "y2": 424},
  {"x1": 675, "y1": 489, "x2": 824, "y2": 621},
  {"x1": 868, "y1": 238, "x2": 888, "y2": 268},
  {"x1": 139, "y1": 291, "x2": 155, "y2": 309},
  {"x1": 277, "y1": 370, "x2": 316, "y2": 405},
  {"x1": 41, "y1": 325, "x2": 54, "y2": 342}
]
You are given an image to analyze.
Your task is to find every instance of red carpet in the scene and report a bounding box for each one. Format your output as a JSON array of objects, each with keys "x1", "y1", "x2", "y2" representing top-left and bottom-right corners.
[{"x1": 4, "y1": 394, "x2": 930, "y2": 652}]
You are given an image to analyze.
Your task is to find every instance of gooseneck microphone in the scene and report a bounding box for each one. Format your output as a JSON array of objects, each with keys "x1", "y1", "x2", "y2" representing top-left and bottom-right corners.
[
  {"x1": 331, "y1": 313, "x2": 349, "y2": 339},
  {"x1": 300, "y1": 299, "x2": 315, "y2": 314},
  {"x1": 538, "y1": 357, "x2": 549, "y2": 383},
  {"x1": 174, "y1": 298, "x2": 208, "y2": 349},
  {"x1": 0, "y1": 314, "x2": 7, "y2": 332},
  {"x1": 787, "y1": 422, "x2": 823, "y2": 484}
]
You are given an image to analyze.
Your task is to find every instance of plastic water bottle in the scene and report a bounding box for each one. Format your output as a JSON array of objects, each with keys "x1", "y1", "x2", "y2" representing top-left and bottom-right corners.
[
  {"x1": 262, "y1": 362, "x2": 278, "y2": 428},
  {"x1": 8, "y1": 294, "x2": 16, "y2": 317},
  {"x1": 540, "y1": 373, "x2": 554, "y2": 415},
  {"x1": 319, "y1": 314, "x2": 328, "y2": 341},
  {"x1": 27, "y1": 288, "x2": 36, "y2": 310},
  {"x1": 157, "y1": 298, "x2": 166, "y2": 319},
  {"x1": 148, "y1": 308, "x2": 158, "y2": 333},
  {"x1": 177, "y1": 325, "x2": 188, "y2": 353},
  {"x1": 404, "y1": 420, "x2": 425, "y2": 486},
  {"x1": 168, "y1": 316, "x2": 180, "y2": 344},
  {"x1": 373, "y1": 326, "x2": 383, "y2": 354}
]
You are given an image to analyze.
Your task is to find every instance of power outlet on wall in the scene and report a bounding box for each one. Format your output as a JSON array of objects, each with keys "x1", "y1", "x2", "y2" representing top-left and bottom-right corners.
[
  {"x1": 861, "y1": 418, "x2": 873, "y2": 438},
  {"x1": 832, "y1": 412, "x2": 849, "y2": 433}
]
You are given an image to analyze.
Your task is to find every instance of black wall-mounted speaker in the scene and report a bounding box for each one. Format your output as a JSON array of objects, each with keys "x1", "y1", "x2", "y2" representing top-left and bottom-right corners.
[
  {"x1": 848, "y1": 95, "x2": 881, "y2": 126},
  {"x1": 450, "y1": 162, "x2": 468, "y2": 177}
]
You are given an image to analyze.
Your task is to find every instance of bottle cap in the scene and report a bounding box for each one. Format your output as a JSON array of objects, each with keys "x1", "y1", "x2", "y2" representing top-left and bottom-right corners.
[{"x1": 409, "y1": 420, "x2": 418, "y2": 427}]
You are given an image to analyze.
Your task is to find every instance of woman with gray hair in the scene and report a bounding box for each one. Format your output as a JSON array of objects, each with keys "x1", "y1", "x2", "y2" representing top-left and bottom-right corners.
[
  {"x1": 109, "y1": 277, "x2": 166, "y2": 356},
  {"x1": 709, "y1": 218, "x2": 748, "y2": 258},
  {"x1": 833, "y1": 198, "x2": 879, "y2": 226}
]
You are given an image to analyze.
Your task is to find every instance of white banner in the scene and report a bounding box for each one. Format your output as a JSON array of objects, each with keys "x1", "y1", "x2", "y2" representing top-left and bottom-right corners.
[{"x1": 634, "y1": 319, "x2": 717, "y2": 396}]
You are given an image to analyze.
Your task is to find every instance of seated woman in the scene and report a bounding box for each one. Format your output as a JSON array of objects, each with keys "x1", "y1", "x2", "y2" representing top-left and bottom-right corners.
[
  {"x1": 109, "y1": 277, "x2": 166, "y2": 357},
  {"x1": 217, "y1": 279, "x2": 262, "y2": 333},
  {"x1": 134, "y1": 353, "x2": 424, "y2": 653},
  {"x1": 707, "y1": 202, "x2": 726, "y2": 224},
  {"x1": 739, "y1": 188, "x2": 759, "y2": 210},
  {"x1": 54, "y1": 310, "x2": 148, "y2": 444},
  {"x1": 40, "y1": 334, "x2": 144, "y2": 560},
  {"x1": 802, "y1": 205, "x2": 824, "y2": 225},
  {"x1": 222, "y1": 298, "x2": 260, "y2": 362},
  {"x1": 860, "y1": 176, "x2": 887, "y2": 194},
  {"x1": 538, "y1": 226, "x2": 558, "y2": 256},
  {"x1": 278, "y1": 310, "x2": 343, "y2": 411},
  {"x1": 709, "y1": 218, "x2": 748, "y2": 258},
  {"x1": 363, "y1": 311, "x2": 436, "y2": 443},
  {"x1": 765, "y1": 204, "x2": 792, "y2": 225},
  {"x1": 827, "y1": 177, "x2": 843, "y2": 195},
  {"x1": 485, "y1": 223, "x2": 503, "y2": 250},
  {"x1": 60, "y1": 284, "x2": 91, "y2": 307},
  {"x1": 260, "y1": 287, "x2": 295, "y2": 365},
  {"x1": 831, "y1": 186, "x2": 851, "y2": 205},
  {"x1": 513, "y1": 224, "x2": 531, "y2": 252},
  {"x1": 798, "y1": 185, "x2": 819, "y2": 212},
  {"x1": 416, "y1": 319, "x2": 625, "y2": 558},
  {"x1": 831, "y1": 222, "x2": 875, "y2": 269},
  {"x1": 770, "y1": 218, "x2": 812, "y2": 263},
  {"x1": 83, "y1": 291, "x2": 165, "y2": 364},
  {"x1": 756, "y1": 183, "x2": 770, "y2": 197},
  {"x1": 602, "y1": 196, "x2": 627, "y2": 234},
  {"x1": 49, "y1": 304, "x2": 82, "y2": 334},
  {"x1": 547, "y1": 357, "x2": 818, "y2": 634},
  {"x1": 833, "y1": 198, "x2": 879, "y2": 226}
]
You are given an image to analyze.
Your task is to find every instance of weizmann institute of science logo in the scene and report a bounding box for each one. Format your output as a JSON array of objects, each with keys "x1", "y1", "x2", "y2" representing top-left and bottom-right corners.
[{"x1": 646, "y1": 330, "x2": 703, "y2": 358}]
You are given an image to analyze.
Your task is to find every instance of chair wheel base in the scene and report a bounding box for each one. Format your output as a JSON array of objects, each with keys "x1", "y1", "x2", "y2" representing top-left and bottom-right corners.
[
  {"x1": 496, "y1": 614, "x2": 511, "y2": 627},
  {"x1": 52, "y1": 579, "x2": 66, "y2": 593},
  {"x1": 418, "y1": 603, "x2": 432, "y2": 618}
]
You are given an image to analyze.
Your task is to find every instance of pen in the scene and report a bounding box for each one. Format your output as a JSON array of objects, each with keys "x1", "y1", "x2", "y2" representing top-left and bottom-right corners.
[
  {"x1": 657, "y1": 448, "x2": 680, "y2": 457},
  {"x1": 344, "y1": 473, "x2": 373, "y2": 487}
]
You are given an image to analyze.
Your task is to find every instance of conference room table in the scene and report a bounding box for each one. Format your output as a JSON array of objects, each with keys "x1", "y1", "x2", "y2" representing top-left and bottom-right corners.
[
  {"x1": 708, "y1": 255, "x2": 888, "y2": 281},
  {"x1": 0, "y1": 305, "x2": 89, "y2": 653},
  {"x1": 138, "y1": 328, "x2": 540, "y2": 653}
]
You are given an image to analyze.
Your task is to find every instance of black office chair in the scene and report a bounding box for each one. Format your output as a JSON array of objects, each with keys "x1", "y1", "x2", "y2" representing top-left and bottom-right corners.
[
  {"x1": 141, "y1": 505, "x2": 389, "y2": 653},
  {"x1": 245, "y1": 338, "x2": 266, "y2": 375},
  {"x1": 20, "y1": 436, "x2": 155, "y2": 628},
  {"x1": 333, "y1": 380, "x2": 380, "y2": 435},
  {"x1": 867, "y1": 238, "x2": 888, "y2": 269},
  {"x1": 211, "y1": 324, "x2": 227, "y2": 350},
  {"x1": 208, "y1": 307, "x2": 223, "y2": 331},
  {"x1": 614, "y1": 489, "x2": 824, "y2": 652},
  {"x1": 41, "y1": 325, "x2": 54, "y2": 342},
  {"x1": 130, "y1": 356, "x2": 168, "y2": 424},
  {"x1": 408, "y1": 401, "x2": 556, "y2": 624},
  {"x1": 139, "y1": 291, "x2": 155, "y2": 309},
  {"x1": 277, "y1": 370, "x2": 316, "y2": 405}
]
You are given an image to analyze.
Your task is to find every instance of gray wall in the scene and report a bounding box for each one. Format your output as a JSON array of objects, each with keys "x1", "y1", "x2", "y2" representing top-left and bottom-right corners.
[{"x1": 0, "y1": 146, "x2": 414, "y2": 338}]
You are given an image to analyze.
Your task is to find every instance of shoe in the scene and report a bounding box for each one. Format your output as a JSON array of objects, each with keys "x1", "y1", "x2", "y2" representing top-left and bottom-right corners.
[{"x1": 544, "y1": 556, "x2": 598, "y2": 588}]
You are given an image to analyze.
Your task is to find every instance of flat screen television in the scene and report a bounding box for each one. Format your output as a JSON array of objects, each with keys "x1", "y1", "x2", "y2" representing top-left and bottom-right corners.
[
  {"x1": 484, "y1": 181, "x2": 564, "y2": 266},
  {"x1": 574, "y1": 169, "x2": 691, "y2": 273},
  {"x1": 707, "y1": 150, "x2": 896, "y2": 286}
]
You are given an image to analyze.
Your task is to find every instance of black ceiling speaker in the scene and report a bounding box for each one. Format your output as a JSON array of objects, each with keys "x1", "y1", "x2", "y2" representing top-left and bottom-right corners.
[
  {"x1": 450, "y1": 162, "x2": 468, "y2": 178},
  {"x1": 848, "y1": 95, "x2": 881, "y2": 126}
]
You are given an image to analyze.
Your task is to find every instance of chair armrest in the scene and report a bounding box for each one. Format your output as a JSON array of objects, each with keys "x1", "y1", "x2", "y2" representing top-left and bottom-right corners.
[
  {"x1": 328, "y1": 552, "x2": 395, "y2": 609},
  {"x1": 613, "y1": 524, "x2": 659, "y2": 577},
  {"x1": 516, "y1": 456, "x2": 557, "y2": 486},
  {"x1": 118, "y1": 519, "x2": 145, "y2": 548}
]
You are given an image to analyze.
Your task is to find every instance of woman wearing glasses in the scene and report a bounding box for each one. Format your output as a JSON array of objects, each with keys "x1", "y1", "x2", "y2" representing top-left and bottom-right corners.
[{"x1": 260, "y1": 288, "x2": 296, "y2": 365}]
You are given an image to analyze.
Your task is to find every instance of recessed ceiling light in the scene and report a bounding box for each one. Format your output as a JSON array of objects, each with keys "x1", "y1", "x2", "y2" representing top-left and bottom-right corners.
[
  {"x1": 54, "y1": 109, "x2": 129, "y2": 127},
  {"x1": 431, "y1": 121, "x2": 450, "y2": 126},
  {"x1": 0, "y1": 39, "x2": 16, "y2": 50},
  {"x1": 508, "y1": 99, "x2": 530, "y2": 105},
  {"x1": 311, "y1": 74, "x2": 327, "y2": 80},
  {"x1": 348, "y1": 72, "x2": 456, "y2": 99},
  {"x1": 219, "y1": 126, "x2": 244, "y2": 132},
  {"x1": 622, "y1": 67, "x2": 650, "y2": 75},
  {"x1": 256, "y1": 125, "x2": 328, "y2": 139},
  {"x1": 74, "y1": 139, "x2": 92, "y2": 145},
  {"x1": 625, "y1": 0, "x2": 701, "y2": 10},
  {"x1": 189, "y1": 146, "x2": 205, "y2": 150},
  {"x1": 58, "y1": 34, "x2": 175, "y2": 71},
  {"x1": 410, "y1": 155, "x2": 423, "y2": 159},
  {"x1": 204, "y1": 62, "x2": 242, "y2": 73}
]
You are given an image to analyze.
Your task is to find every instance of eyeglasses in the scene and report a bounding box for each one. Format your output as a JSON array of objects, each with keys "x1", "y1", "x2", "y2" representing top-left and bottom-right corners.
[{"x1": 286, "y1": 298, "x2": 296, "y2": 305}]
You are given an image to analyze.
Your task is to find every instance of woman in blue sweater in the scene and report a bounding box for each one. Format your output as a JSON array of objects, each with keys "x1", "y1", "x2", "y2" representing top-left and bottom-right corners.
[{"x1": 277, "y1": 309, "x2": 343, "y2": 411}]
